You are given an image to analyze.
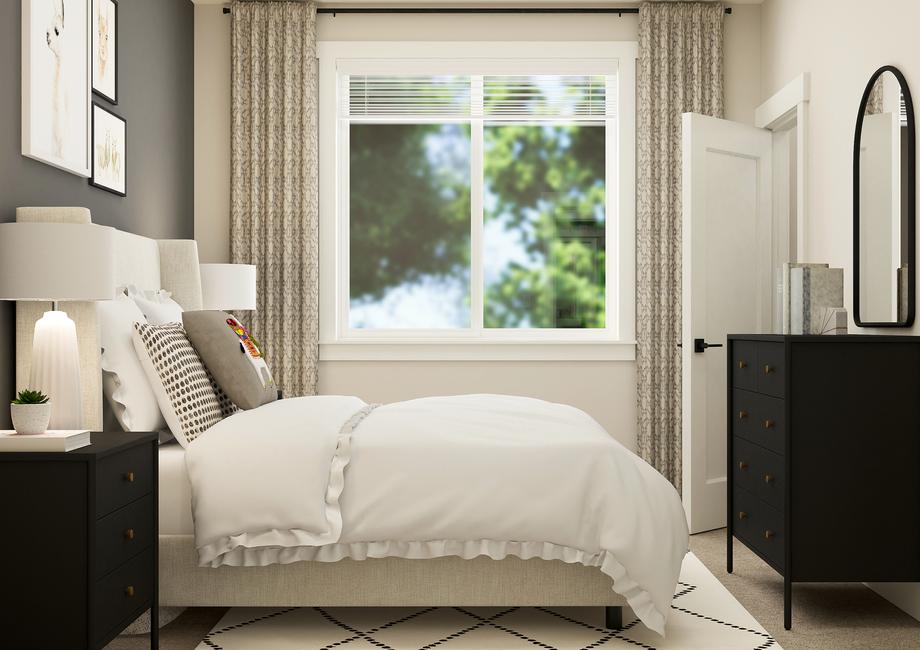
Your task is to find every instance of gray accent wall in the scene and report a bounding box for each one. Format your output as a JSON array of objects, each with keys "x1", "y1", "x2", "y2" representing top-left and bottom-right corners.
[{"x1": 0, "y1": 0, "x2": 194, "y2": 426}]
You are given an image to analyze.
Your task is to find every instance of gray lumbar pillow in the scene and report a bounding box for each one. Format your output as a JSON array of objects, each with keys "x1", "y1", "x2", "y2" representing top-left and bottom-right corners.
[{"x1": 182, "y1": 311, "x2": 277, "y2": 410}]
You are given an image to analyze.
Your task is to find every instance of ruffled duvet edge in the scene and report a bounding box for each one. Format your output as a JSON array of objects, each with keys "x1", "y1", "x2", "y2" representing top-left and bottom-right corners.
[{"x1": 195, "y1": 404, "x2": 377, "y2": 568}]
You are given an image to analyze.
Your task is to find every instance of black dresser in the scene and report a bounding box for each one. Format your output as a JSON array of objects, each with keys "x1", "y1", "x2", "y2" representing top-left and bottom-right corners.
[
  {"x1": 727, "y1": 335, "x2": 920, "y2": 629},
  {"x1": 0, "y1": 432, "x2": 158, "y2": 649}
]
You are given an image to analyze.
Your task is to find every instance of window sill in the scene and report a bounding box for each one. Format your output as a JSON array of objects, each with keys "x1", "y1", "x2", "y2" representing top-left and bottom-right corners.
[{"x1": 319, "y1": 340, "x2": 636, "y2": 362}]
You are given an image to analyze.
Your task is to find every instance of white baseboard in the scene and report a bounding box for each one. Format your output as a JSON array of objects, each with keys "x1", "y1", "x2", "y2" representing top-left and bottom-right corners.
[{"x1": 866, "y1": 583, "x2": 920, "y2": 622}]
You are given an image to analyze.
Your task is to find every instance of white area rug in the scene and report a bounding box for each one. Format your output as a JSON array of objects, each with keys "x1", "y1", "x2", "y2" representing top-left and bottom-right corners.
[{"x1": 196, "y1": 553, "x2": 780, "y2": 649}]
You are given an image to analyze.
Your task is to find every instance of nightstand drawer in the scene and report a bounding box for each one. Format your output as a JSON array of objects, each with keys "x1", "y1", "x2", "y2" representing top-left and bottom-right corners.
[
  {"x1": 96, "y1": 494, "x2": 154, "y2": 578},
  {"x1": 94, "y1": 547, "x2": 153, "y2": 646},
  {"x1": 756, "y1": 342, "x2": 785, "y2": 397},
  {"x1": 96, "y1": 443, "x2": 153, "y2": 518}
]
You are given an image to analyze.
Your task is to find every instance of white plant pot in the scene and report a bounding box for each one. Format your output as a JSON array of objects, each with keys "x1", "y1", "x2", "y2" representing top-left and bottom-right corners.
[{"x1": 11, "y1": 402, "x2": 52, "y2": 435}]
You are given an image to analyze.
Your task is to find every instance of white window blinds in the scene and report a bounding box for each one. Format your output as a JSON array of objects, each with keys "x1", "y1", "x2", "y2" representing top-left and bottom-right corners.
[{"x1": 344, "y1": 74, "x2": 615, "y2": 120}]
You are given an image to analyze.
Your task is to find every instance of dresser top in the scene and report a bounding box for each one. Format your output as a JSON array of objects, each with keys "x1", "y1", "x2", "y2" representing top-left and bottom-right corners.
[{"x1": 728, "y1": 334, "x2": 920, "y2": 343}]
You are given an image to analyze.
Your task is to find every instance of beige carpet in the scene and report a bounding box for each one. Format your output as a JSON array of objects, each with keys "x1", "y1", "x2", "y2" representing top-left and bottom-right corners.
[
  {"x1": 691, "y1": 530, "x2": 920, "y2": 649},
  {"x1": 107, "y1": 530, "x2": 920, "y2": 650}
]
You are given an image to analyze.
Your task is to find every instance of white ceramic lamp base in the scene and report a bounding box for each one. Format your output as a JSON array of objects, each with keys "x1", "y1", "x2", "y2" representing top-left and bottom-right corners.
[{"x1": 29, "y1": 310, "x2": 83, "y2": 430}]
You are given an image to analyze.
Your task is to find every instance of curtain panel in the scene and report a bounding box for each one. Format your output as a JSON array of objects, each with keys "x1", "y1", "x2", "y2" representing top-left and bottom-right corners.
[
  {"x1": 636, "y1": 1, "x2": 724, "y2": 488},
  {"x1": 230, "y1": 0, "x2": 319, "y2": 397}
]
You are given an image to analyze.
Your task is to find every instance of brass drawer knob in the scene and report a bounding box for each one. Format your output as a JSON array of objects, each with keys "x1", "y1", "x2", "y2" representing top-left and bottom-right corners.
[
  {"x1": 764, "y1": 364, "x2": 775, "y2": 375},
  {"x1": 738, "y1": 360, "x2": 748, "y2": 369},
  {"x1": 124, "y1": 528, "x2": 135, "y2": 541},
  {"x1": 764, "y1": 530, "x2": 775, "y2": 540},
  {"x1": 124, "y1": 471, "x2": 135, "y2": 483},
  {"x1": 764, "y1": 473, "x2": 775, "y2": 484},
  {"x1": 125, "y1": 585, "x2": 135, "y2": 597},
  {"x1": 763, "y1": 419, "x2": 775, "y2": 429},
  {"x1": 738, "y1": 460, "x2": 749, "y2": 470},
  {"x1": 738, "y1": 410, "x2": 748, "y2": 420},
  {"x1": 738, "y1": 511, "x2": 748, "y2": 520}
]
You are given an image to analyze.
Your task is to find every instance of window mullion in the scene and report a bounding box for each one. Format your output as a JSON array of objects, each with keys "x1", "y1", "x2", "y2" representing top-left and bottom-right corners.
[{"x1": 470, "y1": 76, "x2": 485, "y2": 334}]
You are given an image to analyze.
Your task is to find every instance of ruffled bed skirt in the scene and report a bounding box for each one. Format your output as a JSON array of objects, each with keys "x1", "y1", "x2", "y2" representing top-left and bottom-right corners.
[{"x1": 199, "y1": 538, "x2": 665, "y2": 635}]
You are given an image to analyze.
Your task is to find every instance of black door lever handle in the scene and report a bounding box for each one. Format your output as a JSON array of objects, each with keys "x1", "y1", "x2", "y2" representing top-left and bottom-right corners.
[{"x1": 693, "y1": 338, "x2": 724, "y2": 353}]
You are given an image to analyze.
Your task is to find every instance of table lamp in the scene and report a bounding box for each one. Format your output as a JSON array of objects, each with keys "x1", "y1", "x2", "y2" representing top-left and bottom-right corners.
[
  {"x1": 0, "y1": 222, "x2": 116, "y2": 429},
  {"x1": 199, "y1": 263, "x2": 257, "y2": 311}
]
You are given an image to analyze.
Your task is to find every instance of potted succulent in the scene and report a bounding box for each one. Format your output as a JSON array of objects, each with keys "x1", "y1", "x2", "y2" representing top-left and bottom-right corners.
[{"x1": 10, "y1": 389, "x2": 51, "y2": 435}]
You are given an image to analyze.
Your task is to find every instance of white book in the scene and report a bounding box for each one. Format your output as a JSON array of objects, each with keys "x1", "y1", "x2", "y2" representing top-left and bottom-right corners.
[{"x1": 0, "y1": 430, "x2": 91, "y2": 452}]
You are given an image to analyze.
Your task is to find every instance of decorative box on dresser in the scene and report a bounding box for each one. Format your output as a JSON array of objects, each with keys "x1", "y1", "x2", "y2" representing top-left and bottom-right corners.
[
  {"x1": 0, "y1": 432, "x2": 158, "y2": 649},
  {"x1": 727, "y1": 335, "x2": 920, "y2": 630}
]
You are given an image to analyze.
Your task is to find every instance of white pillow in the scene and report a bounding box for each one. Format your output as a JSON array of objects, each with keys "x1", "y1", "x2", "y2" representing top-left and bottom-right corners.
[
  {"x1": 128, "y1": 285, "x2": 184, "y2": 325},
  {"x1": 131, "y1": 322, "x2": 237, "y2": 447},
  {"x1": 97, "y1": 294, "x2": 168, "y2": 433}
]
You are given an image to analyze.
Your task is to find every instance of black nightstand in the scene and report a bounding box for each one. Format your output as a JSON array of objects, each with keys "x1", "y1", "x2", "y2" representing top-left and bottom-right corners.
[{"x1": 0, "y1": 432, "x2": 159, "y2": 649}]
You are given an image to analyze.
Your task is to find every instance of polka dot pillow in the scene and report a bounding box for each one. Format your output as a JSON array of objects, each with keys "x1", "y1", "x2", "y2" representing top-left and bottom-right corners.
[{"x1": 131, "y1": 322, "x2": 237, "y2": 447}]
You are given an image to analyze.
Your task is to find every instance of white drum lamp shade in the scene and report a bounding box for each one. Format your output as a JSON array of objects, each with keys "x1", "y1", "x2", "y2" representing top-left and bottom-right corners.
[
  {"x1": 0, "y1": 223, "x2": 116, "y2": 429},
  {"x1": 200, "y1": 264, "x2": 257, "y2": 311}
]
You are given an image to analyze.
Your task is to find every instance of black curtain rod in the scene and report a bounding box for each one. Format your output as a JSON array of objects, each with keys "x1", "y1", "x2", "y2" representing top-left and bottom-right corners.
[{"x1": 223, "y1": 6, "x2": 732, "y2": 15}]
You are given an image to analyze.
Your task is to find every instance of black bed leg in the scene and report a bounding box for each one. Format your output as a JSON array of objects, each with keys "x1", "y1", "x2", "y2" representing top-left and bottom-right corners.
[
  {"x1": 784, "y1": 578, "x2": 792, "y2": 630},
  {"x1": 605, "y1": 606, "x2": 623, "y2": 630}
]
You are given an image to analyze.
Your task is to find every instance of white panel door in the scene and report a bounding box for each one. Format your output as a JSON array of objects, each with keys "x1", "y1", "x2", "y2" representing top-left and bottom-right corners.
[{"x1": 681, "y1": 113, "x2": 773, "y2": 534}]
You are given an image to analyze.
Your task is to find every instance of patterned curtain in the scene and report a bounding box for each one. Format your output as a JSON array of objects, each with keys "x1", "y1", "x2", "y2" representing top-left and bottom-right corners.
[
  {"x1": 636, "y1": 1, "x2": 724, "y2": 488},
  {"x1": 230, "y1": 0, "x2": 319, "y2": 397}
]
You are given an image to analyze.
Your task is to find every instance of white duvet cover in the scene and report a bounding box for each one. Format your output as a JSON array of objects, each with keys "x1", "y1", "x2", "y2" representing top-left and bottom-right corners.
[{"x1": 186, "y1": 394, "x2": 688, "y2": 635}]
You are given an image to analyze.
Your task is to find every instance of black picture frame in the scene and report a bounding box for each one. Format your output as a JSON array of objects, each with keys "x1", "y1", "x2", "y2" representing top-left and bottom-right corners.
[
  {"x1": 89, "y1": 102, "x2": 127, "y2": 196},
  {"x1": 91, "y1": 0, "x2": 118, "y2": 105},
  {"x1": 853, "y1": 65, "x2": 915, "y2": 327}
]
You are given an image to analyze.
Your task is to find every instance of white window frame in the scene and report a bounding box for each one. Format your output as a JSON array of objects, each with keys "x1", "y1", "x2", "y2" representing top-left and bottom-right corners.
[{"x1": 318, "y1": 41, "x2": 637, "y2": 361}]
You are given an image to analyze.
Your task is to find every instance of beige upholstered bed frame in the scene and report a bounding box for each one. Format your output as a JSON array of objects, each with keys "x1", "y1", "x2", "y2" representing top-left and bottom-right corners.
[{"x1": 16, "y1": 210, "x2": 625, "y2": 612}]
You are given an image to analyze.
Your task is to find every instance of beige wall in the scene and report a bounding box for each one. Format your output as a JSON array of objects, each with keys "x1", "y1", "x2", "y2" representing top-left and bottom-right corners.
[
  {"x1": 761, "y1": 0, "x2": 920, "y2": 620},
  {"x1": 761, "y1": 0, "x2": 920, "y2": 336},
  {"x1": 193, "y1": 5, "x2": 762, "y2": 451}
]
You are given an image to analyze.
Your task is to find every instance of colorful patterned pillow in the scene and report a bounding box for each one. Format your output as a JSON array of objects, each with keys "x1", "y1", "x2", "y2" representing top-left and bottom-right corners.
[{"x1": 183, "y1": 311, "x2": 277, "y2": 410}]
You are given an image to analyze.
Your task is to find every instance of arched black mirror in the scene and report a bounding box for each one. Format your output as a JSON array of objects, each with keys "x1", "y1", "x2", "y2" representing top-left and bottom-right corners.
[{"x1": 854, "y1": 65, "x2": 915, "y2": 327}]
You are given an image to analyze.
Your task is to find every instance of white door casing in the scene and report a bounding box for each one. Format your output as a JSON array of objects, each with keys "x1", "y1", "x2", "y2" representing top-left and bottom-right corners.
[{"x1": 681, "y1": 113, "x2": 773, "y2": 534}]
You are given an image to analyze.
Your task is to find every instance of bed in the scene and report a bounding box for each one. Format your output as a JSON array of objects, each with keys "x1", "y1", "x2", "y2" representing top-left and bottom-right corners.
[{"x1": 15, "y1": 214, "x2": 687, "y2": 636}]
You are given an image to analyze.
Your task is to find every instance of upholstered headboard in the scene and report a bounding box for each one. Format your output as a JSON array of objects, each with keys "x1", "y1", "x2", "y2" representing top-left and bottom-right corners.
[{"x1": 15, "y1": 207, "x2": 203, "y2": 430}]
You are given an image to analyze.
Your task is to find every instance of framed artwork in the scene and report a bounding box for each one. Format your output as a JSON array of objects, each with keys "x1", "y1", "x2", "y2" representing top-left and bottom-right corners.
[
  {"x1": 92, "y1": 0, "x2": 117, "y2": 103},
  {"x1": 90, "y1": 103, "x2": 126, "y2": 196},
  {"x1": 21, "y1": 0, "x2": 91, "y2": 177}
]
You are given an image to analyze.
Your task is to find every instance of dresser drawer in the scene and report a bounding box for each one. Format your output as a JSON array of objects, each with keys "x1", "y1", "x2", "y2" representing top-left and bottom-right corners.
[
  {"x1": 750, "y1": 499, "x2": 785, "y2": 571},
  {"x1": 755, "y1": 342, "x2": 785, "y2": 397},
  {"x1": 755, "y1": 393, "x2": 785, "y2": 455},
  {"x1": 94, "y1": 547, "x2": 153, "y2": 645},
  {"x1": 733, "y1": 484, "x2": 758, "y2": 541},
  {"x1": 732, "y1": 341, "x2": 758, "y2": 391},
  {"x1": 95, "y1": 494, "x2": 154, "y2": 578},
  {"x1": 753, "y1": 446, "x2": 785, "y2": 511},
  {"x1": 733, "y1": 485, "x2": 785, "y2": 571},
  {"x1": 96, "y1": 443, "x2": 153, "y2": 518},
  {"x1": 733, "y1": 437, "x2": 760, "y2": 494},
  {"x1": 732, "y1": 390, "x2": 786, "y2": 455}
]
